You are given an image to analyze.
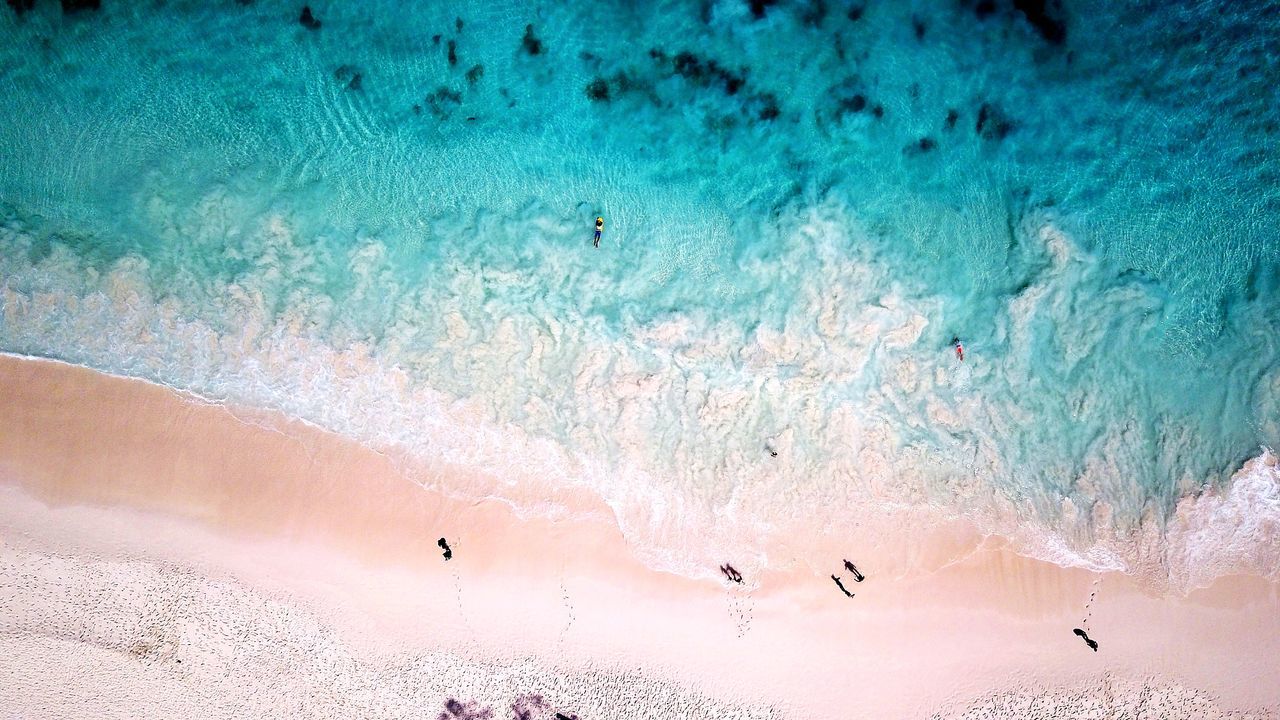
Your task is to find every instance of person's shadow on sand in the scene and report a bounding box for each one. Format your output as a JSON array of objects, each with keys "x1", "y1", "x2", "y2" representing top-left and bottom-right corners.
[
  {"x1": 831, "y1": 574, "x2": 854, "y2": 598},
  {"x1": 1072, "y1": 628, "x2": 1099, "y2": 651}
]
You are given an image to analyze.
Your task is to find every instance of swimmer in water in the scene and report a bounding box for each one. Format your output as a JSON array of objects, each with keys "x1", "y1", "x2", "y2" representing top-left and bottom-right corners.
[
  {"x1": 951, "y1": 336, "x2": 964, "y2": 362},
  {"x1": 594, "y1": 217, "x2": 603, "y2": 248}
]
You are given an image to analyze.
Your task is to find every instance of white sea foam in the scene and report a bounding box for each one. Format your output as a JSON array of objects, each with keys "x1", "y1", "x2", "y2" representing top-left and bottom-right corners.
[
  {"x1": 1164, "y1": 449, "x2": 1280, "y2": 589},
  {"x1": 2, "y1": 202, "x2": 1277, "y2": 592}
]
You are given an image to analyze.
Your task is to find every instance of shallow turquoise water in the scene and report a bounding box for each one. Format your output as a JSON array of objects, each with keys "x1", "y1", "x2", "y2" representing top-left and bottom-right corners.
[{"x1": 2, "y1": 0, "x2": 1278, "y2": 579}]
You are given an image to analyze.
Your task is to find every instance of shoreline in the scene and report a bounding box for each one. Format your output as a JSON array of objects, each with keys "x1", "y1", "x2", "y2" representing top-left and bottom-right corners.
[
  {"x1": 2, "y1": 353, "x2": 1279, "y2": 718},
  {"x1": 4, "y1": 348, "x2": 1276, "y2": 593}
]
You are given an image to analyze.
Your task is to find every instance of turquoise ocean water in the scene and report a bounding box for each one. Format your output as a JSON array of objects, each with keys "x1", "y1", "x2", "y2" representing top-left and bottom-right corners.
[{"x1": 2, "y1": 0, "x2": 1278, "y2": 585}]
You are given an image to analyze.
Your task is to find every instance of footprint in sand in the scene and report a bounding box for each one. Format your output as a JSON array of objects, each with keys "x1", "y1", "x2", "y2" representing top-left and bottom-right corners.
[
  {"x1": 558, "y1": 579, "x2": 575, "y2": 640},
  {"x1": 1081, "y1": 575, "x2": 1102, "y2": 631},
  {"x1": 724, "y1": 586, "x2": 755, "y2": 638},
  {"x1": 448, "y1": 561, "x2": 476, "y2": 639},
  {"x1": 1072, "y1": 575, "x2": 1103, "y2": 651}
]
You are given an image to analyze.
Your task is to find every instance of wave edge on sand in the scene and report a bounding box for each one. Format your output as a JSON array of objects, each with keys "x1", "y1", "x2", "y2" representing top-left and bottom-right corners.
[{"x1": 4, "y1": 206, "x2": 1279, "y2": 592}]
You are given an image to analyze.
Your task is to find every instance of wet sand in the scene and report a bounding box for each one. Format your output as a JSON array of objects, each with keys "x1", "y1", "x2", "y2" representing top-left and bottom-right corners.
[{"x1": 1, "y1": 353, "x2": 1277, "y2": 718}]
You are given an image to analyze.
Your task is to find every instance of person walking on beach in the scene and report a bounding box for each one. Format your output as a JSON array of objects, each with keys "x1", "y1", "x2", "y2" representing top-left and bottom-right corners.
[
  {"x1": 720, "y1": 564, "x2": 743, "y2": 584},
  {"x1": 593, "y1": 216, "x2": 604, "y2": 248},
  {"x1": 843, "y1": 559, "x2": 865, "y2": 582}
]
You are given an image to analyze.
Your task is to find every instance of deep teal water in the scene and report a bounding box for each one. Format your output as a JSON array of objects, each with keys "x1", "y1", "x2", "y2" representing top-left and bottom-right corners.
[{"x1": 2, "y1": 0, "x2": 1278, "y2": 580}]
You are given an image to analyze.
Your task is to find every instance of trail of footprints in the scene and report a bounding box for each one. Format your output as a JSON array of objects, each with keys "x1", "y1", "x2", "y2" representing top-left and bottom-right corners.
[
  {"x1": 6, "y1": 535, "x2": 1249, "y2": 719},
  {"x1": 441, "y1": 530, "x2": 1099, "y2": 659},
  {"x1": 725, "y1": 587, "x2": 755, "y2": 638},
  {"x1": 1, "y1": 546, "x2": 783, "y2": 719},
  {"x1": 1081, "y1": 576, "x2": 1102, "y2": 631},
  {"x1": 559, "y1": 578, "x2": 575, "y2": 640},
  {"x1": 445, "y1": 539, "x2": 477, "y2": 640}
]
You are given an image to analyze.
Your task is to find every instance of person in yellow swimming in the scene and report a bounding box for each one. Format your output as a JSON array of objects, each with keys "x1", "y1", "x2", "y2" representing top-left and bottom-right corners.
[{"x1": 593, "y1": 216, "x2": 603, "y2": 248}]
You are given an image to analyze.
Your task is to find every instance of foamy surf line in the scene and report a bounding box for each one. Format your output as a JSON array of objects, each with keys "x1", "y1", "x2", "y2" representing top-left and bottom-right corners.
[
  {"x1": 1, "y1": 354, "x2": 1278, "y2": 720},
  {"x1": 4, "y1": 202, "x2": 1280, "y2": 590},
  {"x1": 3, "y1": 0, "x2": 1279, "y2": 714},
  {"x1": 2, "y1": 193, "x2": 1278, "y2": 591},
  {"x1": 0, "y1": 349, "x2": 620, "y2": 540},
  {"x1": 1, "y1": 335, "x2": 1276, "y2": 597}
]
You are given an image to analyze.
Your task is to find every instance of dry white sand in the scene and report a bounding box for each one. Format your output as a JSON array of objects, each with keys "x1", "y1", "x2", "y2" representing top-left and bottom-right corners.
[{"x1": 1, "y1": 354, "x2": 1277, "y2": 719}]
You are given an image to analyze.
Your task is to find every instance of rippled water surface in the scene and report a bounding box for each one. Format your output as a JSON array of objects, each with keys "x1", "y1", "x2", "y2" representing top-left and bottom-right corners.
[{"x1": 2, "y1": 0, "x2": 1278, "y2": 582}]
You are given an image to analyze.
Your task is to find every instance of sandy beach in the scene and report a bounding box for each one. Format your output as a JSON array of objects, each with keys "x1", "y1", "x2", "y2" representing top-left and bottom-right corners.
[
  {"x1": 4, "y1": 0, "x2": 1279, "y2": 716},
  {"x1": 1, "y1": 353, "x2": 1277, "y2": 719}
]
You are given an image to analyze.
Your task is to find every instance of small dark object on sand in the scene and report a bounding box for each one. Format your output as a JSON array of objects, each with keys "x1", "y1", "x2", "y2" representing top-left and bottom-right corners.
[
  {"x1": 437, "y1": 537, "x2": 453, "y2": 561},
  {"x1": 832, "y1": 574, "x2": 854, "y2": 598},
  {"x1": 720, "y1": 563, "x2": 743, "y2": 584},
  {"x1": 555, "y1": 714, "x2": 576, "y2": 720},
  {"x1": 299, "y1": 5, "x2": 321, "y2": 30},
  {"x1": 843, "y1": 559, "x2": 865, "y2": 582},
  {"x1": 1073, "y1": 628, "x2": 1098, "y2": 651}
]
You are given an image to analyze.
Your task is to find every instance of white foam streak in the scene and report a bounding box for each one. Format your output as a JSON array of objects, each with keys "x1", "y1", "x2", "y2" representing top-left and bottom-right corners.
[
  {"x1": 1166, "y1": 448, "x2": 1280, "y2": 589},
  {"x1": 2, "y1": 204, "x2": 1277, "y2": 591}
]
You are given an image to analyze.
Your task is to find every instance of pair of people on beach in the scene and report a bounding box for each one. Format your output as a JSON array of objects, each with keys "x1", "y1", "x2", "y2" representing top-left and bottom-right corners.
[{"x1": 720, "y1": 563, "x2": 743, "y2": 584}]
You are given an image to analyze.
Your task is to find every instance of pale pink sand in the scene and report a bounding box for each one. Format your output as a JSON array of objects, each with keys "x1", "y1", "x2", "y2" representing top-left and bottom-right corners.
[{"x1": 1, "y1": 354, "x2": 1278, "y2": 719}]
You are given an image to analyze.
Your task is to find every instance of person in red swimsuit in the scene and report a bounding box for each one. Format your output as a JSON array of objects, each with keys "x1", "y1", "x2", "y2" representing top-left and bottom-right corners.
[{"x1": 951, "y1": 336, "x2": 964, "y2": 362}]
